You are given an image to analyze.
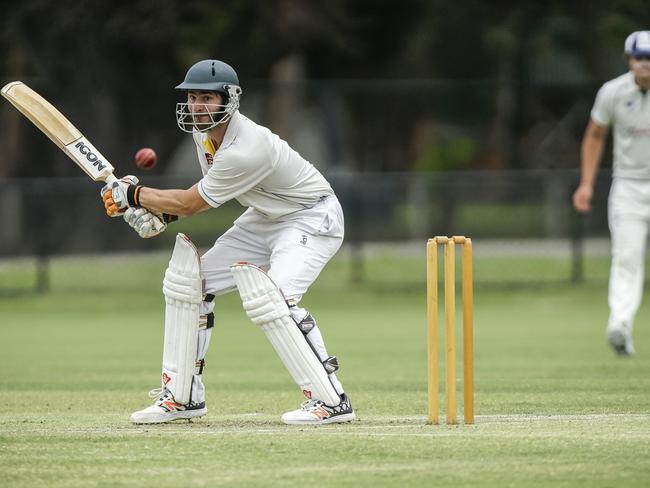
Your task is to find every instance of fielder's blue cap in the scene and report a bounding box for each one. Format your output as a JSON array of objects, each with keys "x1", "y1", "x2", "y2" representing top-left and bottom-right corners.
[{"x1": 624, "y1": 31, "x2": 650, "y2": 56}]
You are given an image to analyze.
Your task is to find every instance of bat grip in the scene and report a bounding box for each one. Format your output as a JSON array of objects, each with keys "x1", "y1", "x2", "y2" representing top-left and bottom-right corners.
[{"x1": 104, "y1": 173, "x2": 118, "y2": 185}]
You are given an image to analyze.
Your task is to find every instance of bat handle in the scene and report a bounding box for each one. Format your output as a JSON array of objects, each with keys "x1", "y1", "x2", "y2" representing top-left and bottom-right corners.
[{"x1": 104, "y1": 173, "x2": 118, "y2": 185}]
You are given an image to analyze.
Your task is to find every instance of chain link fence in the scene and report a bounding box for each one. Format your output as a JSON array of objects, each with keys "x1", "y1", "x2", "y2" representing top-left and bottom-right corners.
[{"x1": 0, "y1": 169, "x2": 612, "y2": 293}]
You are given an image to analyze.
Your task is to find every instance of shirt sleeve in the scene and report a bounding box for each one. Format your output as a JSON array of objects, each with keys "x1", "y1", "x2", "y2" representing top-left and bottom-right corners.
[
  {"x1": 590, "y1": 83, "x2": 614, "y2": 127},
  {"x1": 197, "y1": 145, "x2": 274, "y2": 208}
]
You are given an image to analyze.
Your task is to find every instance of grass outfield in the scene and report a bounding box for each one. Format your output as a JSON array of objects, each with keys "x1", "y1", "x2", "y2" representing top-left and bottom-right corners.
[{"x1": 1, "y1": 250, "x2": 649, "y2": 487}]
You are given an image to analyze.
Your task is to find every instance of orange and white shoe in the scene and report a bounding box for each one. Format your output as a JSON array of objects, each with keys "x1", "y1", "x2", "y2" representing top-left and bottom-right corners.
[
  {"x1": 281, "y1": 394, "x2": 356, "y2": 425},
  {"x1": 130, "y1": 388, "x2": 207, "y2": 424}
]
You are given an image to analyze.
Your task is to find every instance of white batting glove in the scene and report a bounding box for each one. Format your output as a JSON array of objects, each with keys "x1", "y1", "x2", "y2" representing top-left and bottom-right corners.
[
  {"x1": 124, "y1": 208, "x2": 170, "y2": 239},
  {"x1": 101, "y1": 175, "x2": 141, "y2": 217},
  {"x1": 124, "y1": 208, "x2": 162, "y2": 238}
]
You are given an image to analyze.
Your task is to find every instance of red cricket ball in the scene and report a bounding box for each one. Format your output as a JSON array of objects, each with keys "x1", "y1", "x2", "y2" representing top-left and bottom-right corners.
[{"x1": 135, "y1": 147, "x2": 157, "y2": 170}]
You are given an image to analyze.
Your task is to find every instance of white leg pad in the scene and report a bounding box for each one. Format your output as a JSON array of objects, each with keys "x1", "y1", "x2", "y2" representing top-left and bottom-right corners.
[
  {"x1": 162, "y1": 234, "x2": 203, "y2": 405},
  {"x1": 230, "y1": 262, "x2": 341, "y2": 406}
]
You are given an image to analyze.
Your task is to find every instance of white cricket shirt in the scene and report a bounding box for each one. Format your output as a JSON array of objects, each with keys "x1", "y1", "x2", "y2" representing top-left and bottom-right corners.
[
  {"x1": 193, "y1": 111, "x2": 334, "y2": 219},
  {"x1": 591, "y1": 71, "x2": 650, "y2": 178}
]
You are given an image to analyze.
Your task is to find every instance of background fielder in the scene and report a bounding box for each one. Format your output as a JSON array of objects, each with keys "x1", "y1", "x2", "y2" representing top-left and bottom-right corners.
[
  {"x1": 102, "y1": 59, "x2": 355, "y2": 425},
  {"x1": 573, "y1": 30, "x2": 650, "y2": 356}
]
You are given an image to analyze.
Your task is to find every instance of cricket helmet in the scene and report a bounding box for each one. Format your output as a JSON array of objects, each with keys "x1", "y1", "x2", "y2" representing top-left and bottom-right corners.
[
  {"x1": 175, "y1": 59, "x2": 242, "y2": 132},
  {"x1": 624, "y1": 31, "x2": 650, "y2": 57},
  {"x1": 176, "y1": 59, "x2": 240, "y2": 92}
]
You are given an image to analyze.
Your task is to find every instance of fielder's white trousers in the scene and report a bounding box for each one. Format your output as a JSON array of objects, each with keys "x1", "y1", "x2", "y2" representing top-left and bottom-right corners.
[
  {"x1": 194, "y1": 196, "x2": 345, "y2": 402},
  {"x1": 607, "y1": 177, "x2": 650, "y2": 333}
]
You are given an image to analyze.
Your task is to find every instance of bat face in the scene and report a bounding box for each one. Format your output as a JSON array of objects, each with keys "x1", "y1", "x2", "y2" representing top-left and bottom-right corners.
[
  {"x1": 64, "y1": 137, "x2": 112, "y2": 176},
  {"x1": 1, "y1": 81, "x2": 116, "y2": 183}
]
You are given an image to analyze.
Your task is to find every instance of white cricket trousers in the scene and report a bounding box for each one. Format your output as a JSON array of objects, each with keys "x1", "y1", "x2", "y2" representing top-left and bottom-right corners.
[
  {"x1": 193, "y1": 196, "x2": 345, "y2": 402},
  {"x1": 607, "y1": 177, "x2": 650, "y2": 333},
  {"x1": 202, "y1": 196, "x2": 344, "y2": 299}
]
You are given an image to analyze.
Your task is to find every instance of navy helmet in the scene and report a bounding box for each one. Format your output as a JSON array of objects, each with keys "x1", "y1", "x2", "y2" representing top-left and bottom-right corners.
[
  {"x1": 175, "y1": 60, "x2": 242, "y2": 132},
  {"x1": 175, "y1": 60, "x2": 240, "y2": 92}
]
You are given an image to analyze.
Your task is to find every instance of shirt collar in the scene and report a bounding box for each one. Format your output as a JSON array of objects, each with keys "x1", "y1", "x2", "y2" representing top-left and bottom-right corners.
[
  {"x1": 219, "y1": 110, "x2": 240, "y2": 150},
  {"x1": 198, "y1": 110, "x2": 240, "y2": 156},
  {"x1": 626, "y1": 71, "x2": 649, "y2": 94}
]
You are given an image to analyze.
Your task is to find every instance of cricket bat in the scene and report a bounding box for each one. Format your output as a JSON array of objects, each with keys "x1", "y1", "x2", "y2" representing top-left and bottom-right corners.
[{"x1": 1, "y1": 81, "x2": 117, "y2": 185}]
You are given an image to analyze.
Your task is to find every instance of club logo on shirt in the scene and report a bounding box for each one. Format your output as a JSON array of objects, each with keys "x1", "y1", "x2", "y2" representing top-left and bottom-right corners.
[
  {"x1": 205, "y1": 153, "x2": 213, "y2": 165},
  {"x1": 300, "y1": 235, "x2": 308, "y2": 245},
  {"x1": 625, "y1": 99, "x2": 635, "y2": 109}
]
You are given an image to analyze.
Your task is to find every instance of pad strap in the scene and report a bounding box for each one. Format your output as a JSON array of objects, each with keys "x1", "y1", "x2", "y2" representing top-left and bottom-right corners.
[
  {"x1": 195, "y1": 359, "x2": 205, "y2": 375},
  {"x1": 323, "y1": 356, "x2": 339, "y2": 374},
  {"x1": 296, "y1": 314, "x2": 340, "y2": 374},
  {"x1": 199, "y1": 312, "x2": 215, "y2": 329}
]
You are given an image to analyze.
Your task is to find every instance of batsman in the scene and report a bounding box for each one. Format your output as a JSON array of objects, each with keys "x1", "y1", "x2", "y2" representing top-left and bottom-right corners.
[{"x1": 101, "y1": 60, "x2": 355, "y2": 425}]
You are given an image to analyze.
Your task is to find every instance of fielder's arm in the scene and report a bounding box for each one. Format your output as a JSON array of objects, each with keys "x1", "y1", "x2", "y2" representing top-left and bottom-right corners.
[{"x1": 573, "y1": 120, "x2": 608, "y2": 213}]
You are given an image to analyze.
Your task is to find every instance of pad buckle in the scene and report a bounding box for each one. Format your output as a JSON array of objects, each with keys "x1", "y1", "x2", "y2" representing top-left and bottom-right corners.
[
  {"x1": 199, "y1": 312, "x2": 215, "y2": 329},
  {"x1": 195, "y1": 359, "x2": 205, "y2": 375},
  {"x1": 297, "y1": 314, "x2": 316, "y2": 334},
  {"x1": 323, "y1": 356, "x2": 339, "y2": 374}
]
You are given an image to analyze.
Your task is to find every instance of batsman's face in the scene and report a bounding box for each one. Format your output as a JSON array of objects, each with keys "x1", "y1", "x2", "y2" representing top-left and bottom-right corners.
[
  {"x1": 187, "y1": 91, "x2": 223, "y2": 125},
  {"x1": 630, "y1": 55, "x2": 650, "y2": 79}
]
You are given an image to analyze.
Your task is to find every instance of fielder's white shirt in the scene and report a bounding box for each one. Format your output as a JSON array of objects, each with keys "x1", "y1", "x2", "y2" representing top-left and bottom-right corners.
[
  {"x1": 591, "y1": 71, "x2": 650, "y2": 178},
  {"x1": 193, "y1": 111, "x2": 334, "y2": 219}
]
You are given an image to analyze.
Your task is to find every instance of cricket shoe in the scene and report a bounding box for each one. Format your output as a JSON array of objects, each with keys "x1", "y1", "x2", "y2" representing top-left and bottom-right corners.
[
  {"x1": 607, "y1": 324, "x2": 634, "y2": 357},
  {"x1": 281, "y1": 393, "x2": 356, "y2": 425},
  {"x1": 130, "y1": 388, "x2": 207, "y2": 424}
]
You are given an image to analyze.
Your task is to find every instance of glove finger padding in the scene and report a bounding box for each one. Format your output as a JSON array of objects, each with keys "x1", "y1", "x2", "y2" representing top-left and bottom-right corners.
[
  {"x1": 123, "y1": 207, "x2": 166, "y2": 239},
  {"x1": 103, "y1": 189, "x2": 124, "y2": 217},
  {"x1": 124, "y1": 207, "x2": 145, "y2": 225},
  {"x1": 139, "y1": 216, "x2": 166, "y2": 238},
  {"x1": 101, "y1": 175, "x2": 140, "y2": 217},
  {"x1": 133, "y1": 209, "x2": 155, "y2": 228}
]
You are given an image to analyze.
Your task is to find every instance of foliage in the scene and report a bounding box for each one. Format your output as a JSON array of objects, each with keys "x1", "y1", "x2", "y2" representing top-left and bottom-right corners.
[{"x1": 2, "y1": 1, "x2": 650, "y2": 175}]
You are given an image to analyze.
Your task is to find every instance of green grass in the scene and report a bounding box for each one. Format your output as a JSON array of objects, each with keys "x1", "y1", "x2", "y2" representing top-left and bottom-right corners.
[{"x1": 1, "y1": 251, "x2": 649, "y2": 487}]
